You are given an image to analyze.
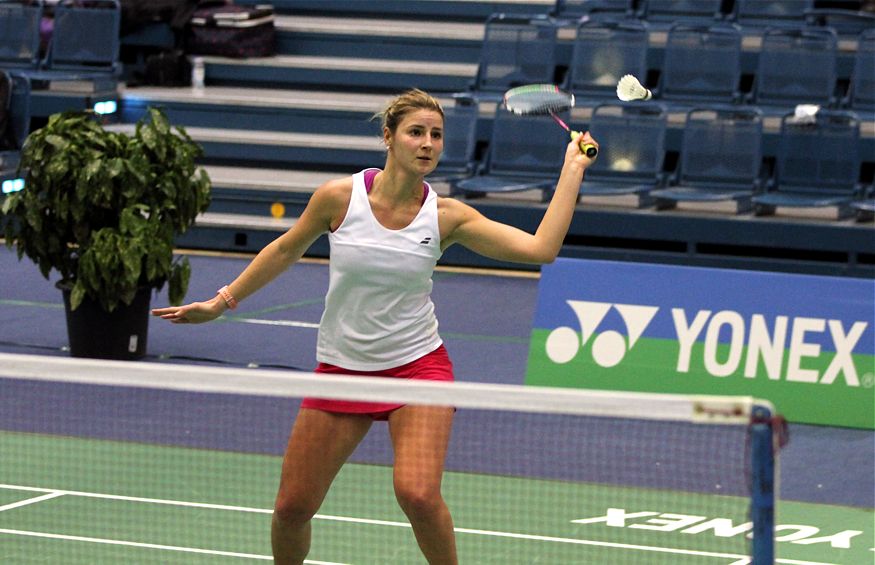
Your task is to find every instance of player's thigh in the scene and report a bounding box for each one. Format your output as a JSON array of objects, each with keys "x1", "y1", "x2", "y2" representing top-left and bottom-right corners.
[
  {"x1": 388, "y1": 405, "x2": 454, "y2": 489},
  {"x1": 277, "y1": 409, "x2": 373, "y2": 503}
]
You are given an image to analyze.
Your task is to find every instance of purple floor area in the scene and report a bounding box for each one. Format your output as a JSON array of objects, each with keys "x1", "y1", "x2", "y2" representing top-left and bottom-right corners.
[{"x1": 0, "y1": 247, "x2": 872, "y2": 508}]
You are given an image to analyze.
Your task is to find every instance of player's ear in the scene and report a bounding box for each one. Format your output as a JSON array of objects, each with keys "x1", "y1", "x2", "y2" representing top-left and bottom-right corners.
[{"x1": 383, "y1": 127, "x2": 392, "y2": 149}]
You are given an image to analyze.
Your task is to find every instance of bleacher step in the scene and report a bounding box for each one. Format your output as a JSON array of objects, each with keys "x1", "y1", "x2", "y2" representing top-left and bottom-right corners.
[
  {"x1": 194, "y1": 211, "x2": 296, "y2": 231},
  {"x1": 121, "y1": 86, "x2": 426, "y2": 113},
  {"x1": 107, "y1": 123, "x2": 380, "y2": 149},
  {"x1": 275, "y1": 15, "x2": 484, "y2": 42},
  {"x1": 203, "y1": 166, "x2": 339, "y2": 194},
  {"x1": 201, "y1": 55, "x2": 477, "y2": 91}
]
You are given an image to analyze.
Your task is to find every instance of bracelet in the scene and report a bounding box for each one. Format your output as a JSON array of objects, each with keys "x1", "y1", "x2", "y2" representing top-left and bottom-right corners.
[{"x1": 217, "y1": 285, "x2": 238, "y2": 310}]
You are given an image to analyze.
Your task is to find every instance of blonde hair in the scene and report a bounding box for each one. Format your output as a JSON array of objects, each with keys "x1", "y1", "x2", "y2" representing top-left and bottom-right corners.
[{"x1": 374, "y1": 88, "x2": 444, "y2": 134}]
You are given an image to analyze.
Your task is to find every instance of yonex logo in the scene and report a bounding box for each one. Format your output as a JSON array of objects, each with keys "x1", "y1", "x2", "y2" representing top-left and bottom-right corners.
[
  {"x1": 546, "y1": 301, "x2": 659, "y2": 367},
  {"x1": 420, "y1": 237, "x2": 432, "y2": 245}
]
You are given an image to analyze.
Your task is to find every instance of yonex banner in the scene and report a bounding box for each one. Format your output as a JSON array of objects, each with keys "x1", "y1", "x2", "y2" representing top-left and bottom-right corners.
[{"x1": 525, "y1": 259, "x2": 874, "y2": 429}]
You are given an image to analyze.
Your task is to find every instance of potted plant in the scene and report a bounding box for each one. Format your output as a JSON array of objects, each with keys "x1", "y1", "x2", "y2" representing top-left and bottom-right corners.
[{"x1": 2, "y1": 108, "x2": 211, "y2": 359}]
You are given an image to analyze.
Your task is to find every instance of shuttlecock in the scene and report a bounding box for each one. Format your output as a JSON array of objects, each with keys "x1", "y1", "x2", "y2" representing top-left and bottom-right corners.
[{"x1": 616, "y1": 74, "x2": 652, "y2": 101}]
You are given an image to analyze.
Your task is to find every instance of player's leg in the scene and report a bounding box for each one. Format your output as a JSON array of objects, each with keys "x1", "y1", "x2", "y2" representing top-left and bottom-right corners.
[
  {"x1": 388, "y1": 404, "x2": 457, "y2": 564},
  {"x1": 272, "y1": 408, "x2": 373, "y2": 564}
]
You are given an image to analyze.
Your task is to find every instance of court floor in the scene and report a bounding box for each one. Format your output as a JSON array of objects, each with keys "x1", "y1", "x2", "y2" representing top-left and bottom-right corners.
[
  {"x1": 1, "y1": 429, "x2": 871, "y2": 565},
  {"x1": 1, "y1": 248, "x2": 873, "y2": 564}
]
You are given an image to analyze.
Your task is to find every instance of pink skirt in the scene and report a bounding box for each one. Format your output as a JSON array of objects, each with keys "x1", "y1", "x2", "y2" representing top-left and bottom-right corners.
[{"x1": 300, "y1": 344, "x2": 454, "y2": 420}]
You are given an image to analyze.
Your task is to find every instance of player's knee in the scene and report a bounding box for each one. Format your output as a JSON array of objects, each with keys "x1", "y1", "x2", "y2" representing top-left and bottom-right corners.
[
  {"x1": 395, "y1": 482, "x2": 442, "y2": 518},
  {"x1": 273, "y1": 493, "x2": 320, "y2": 526}
]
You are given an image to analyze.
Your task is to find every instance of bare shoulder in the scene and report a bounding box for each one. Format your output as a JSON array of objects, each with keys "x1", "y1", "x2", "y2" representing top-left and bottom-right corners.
[
  {"x1": 303, "y1": 176, "x2": 353, "y2": 231},
  {"x1": 313, "y1": 176, "x2": 353, "y2": 206}
]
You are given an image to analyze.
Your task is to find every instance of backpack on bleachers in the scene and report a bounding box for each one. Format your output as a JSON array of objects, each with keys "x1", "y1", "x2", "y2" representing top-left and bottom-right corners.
[
  {"x1": 186, "y1": 1, "x2": 276, "y2": 58},
  {"x1": 120, "y1": 0, "x2": 201, "y2": 34}
]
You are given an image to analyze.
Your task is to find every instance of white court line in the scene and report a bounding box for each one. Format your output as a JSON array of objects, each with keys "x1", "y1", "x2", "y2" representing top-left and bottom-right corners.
[
  {"x1": 0, "y1": 529, "x2": 345, "y2": 564},
  {"x1": 0, "y1": 491, "x2": 65, "y2": 512},
  {"x1": 225, "y1": 316, "x2": 320, "y2": 329},
  {"x1": 0, "y1": 483, "x2": 273, "y2": 514},
  {"x1": 0, "y1": 484, "x2": 836, "y2": 565}
]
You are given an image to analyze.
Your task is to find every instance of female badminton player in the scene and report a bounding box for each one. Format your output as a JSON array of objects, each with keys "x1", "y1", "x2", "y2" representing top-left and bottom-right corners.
[{"x1": 152, "y1": 88, "x2": 598, "y2": 564}]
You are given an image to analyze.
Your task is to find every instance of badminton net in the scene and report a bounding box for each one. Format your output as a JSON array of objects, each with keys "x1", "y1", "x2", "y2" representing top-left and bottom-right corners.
[{"x1": 0, "y1": 352, "x2": 784, "y2": 564}]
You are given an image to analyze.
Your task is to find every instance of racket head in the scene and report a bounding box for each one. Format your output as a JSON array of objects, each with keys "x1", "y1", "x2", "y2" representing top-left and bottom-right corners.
[{"x1": 503, "y1": 84, "x2": 575, "y2": 116}]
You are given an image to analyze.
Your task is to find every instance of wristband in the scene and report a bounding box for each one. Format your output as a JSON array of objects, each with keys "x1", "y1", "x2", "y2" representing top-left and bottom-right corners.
[{"x1": 217, "y1": 285, "x2": 238, "y2": 310}]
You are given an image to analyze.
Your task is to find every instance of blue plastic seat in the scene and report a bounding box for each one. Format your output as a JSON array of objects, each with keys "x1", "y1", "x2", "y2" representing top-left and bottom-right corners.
[
  {"x1": 44, "y1": 0, "x2": 121, "y2": 78},
  {"x1": 451, "y1": 106, "x2": 566, "y2": 200},
  {"x1": 0, "y1": 0, "x2": 43, "y2": 70},
  {"x1": 578, "y1": 102, "x2": 668, "y2": 207},
  {"x1": 805, "y1": 7, "x2": 875, "y2": 38},
  {"x1": 659, "y1": 22, "x2": 743, "y2": 104},
  {"x1": 850, "y1": 191, "x2": 874, "y2": 223},
  {"x1": 845, "y1": 29, "x2": 875, "y2": 113},
  {"x1": 651, "y1": 106, "x2": 764, "y2": 214},
  {"x1": 750, "y1": 27, "x2": 839, "y2": 108},
  {"x1": 752, "y1": 110, "x2": 862, "y2": 219},
  {"x1": 0, "y1": 71, "x2": 31, "y2": 179},
  {"x1": 470, "y1": 13, "x2": 559, "y2": 100},
  {"x1": 564, "y1": 18, "x2": 649, "y2": 102},
  {"x1": 732, "y1": 0, "x2": 813, "y2": 28},
  {"x1": 428, "y1": 103, "x2": 479, "y2": 182},
  {"x1": 643, "y1": 0, "x2": 726, "y2": 23},
  {"x1": 552, "y1": 0, "x2": 639, "y2": 19}
]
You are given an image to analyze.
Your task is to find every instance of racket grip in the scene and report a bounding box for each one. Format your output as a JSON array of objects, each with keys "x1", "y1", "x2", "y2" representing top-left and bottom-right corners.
[
  {"x1": 570, "y1": 131, "x2": 597, "y2": 158},
  {"x1": 580, "y1": 143, "x2": 598, "y2": 158}
]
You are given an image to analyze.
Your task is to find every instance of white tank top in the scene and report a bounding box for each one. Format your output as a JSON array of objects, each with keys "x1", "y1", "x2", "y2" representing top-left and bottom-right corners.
[{"x1": 316, "y1": 169, "x2": 443, "y2": 370}]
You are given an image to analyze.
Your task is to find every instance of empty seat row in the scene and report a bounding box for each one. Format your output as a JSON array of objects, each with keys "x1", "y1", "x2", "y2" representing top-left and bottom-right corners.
[
  {"x1": 555, "y1": 0, "x2": 875, "y2": 37},
  {"x1": 0, "y1": 0, "x2": 121, "y2": 83},
  {"x1": 448, "y1": 102, "x2": 872, "y2": 221},
  {"x1": 468, "y1": 14, "x2": 875, "y2": 112}
]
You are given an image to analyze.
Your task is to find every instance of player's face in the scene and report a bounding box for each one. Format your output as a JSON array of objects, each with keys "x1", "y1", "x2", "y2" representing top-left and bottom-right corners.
[{"x1": 386, "y1": 109, "x2": 444, "y2": 175}]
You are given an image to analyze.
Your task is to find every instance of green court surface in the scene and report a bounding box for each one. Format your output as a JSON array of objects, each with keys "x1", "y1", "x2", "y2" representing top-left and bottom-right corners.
[{"x1": 1, "y1": 432, "x2": 871, "y2": 564}]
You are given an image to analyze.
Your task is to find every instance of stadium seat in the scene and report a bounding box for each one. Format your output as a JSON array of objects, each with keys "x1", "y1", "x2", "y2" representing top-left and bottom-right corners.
[
  {"x1": 563, "y1": 18, "x2": 650, "y2": 102},
  {"x1": 749, "y1": 26, "x2": 839, "y2": 108},
  {"x1": 0, "y1": 0, "x2": 43, "y2": 70},
  {"x1": 732, "y1": 0, "x2": 813, "y2": 28},
  {"x1": 805, "y1": 6, "x2": 875, "y2": 38},
  {"x1": 577, "y1": 102, "x2": 668, "y2": 207},
  {"x1": 752, "y1": 110, "x2": 863, "y2": 219},
  {"x1": 658, "y1": 22, "x2": 743, "y2": 104},
  {"x1": 469, "y1": 13, "x2": 559, "y2": 100},
  {"x1": 428, "y1": 102, "x2": 479, "y2": 182},
  {"x1": 552, "y1": 0, "x2": 639, "y2": 19},
  {"x1": 451, "y1": 106, "x2": 566, "y2": 200},
  {"x1": 43, "y1": 0, "x2": 121, "y2": 78},
  {"x1": 642, "y1": 0, "x2": 726, "y2": 23},
  {"x1": 0, "y1": 71, "x2": 30, "y2": 182},
  {"x1": 845, "y1": 28, "x2": 875, "y2": 112},
  {"x1": 651, "y1": 106, "x2": 764, "y2": 214},
  {"x1": 850, "y1": 188, "x2": 874, "y2": 222}
]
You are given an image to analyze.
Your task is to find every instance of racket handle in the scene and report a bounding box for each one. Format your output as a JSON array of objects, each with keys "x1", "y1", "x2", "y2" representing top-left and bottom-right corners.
[
  {"x1": 570, "y1": 131, "x2": 598, "y2": 158},
  {"x1": 580, "y1": 143, "x2": 598, "y2": 158}
]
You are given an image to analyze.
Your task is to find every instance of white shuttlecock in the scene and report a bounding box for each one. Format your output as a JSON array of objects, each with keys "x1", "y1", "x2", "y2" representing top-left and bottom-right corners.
[{"x1": 616, "y1": 74, "x2": 652, "y2": 101}]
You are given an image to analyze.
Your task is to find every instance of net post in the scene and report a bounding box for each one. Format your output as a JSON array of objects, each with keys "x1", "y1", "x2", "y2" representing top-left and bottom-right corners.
[{"x1": 750, "y1": 404, "x2": 777, "y2": 565}]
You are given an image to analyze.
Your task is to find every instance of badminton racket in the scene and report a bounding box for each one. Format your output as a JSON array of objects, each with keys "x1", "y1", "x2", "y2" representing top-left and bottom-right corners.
[{"x1": 502, "y1": 84, "x2": 598, "y2": 158}]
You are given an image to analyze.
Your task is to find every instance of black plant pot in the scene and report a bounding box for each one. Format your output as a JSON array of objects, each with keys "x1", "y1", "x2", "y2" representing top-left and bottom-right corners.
[{"x1": 58, "y1": 282, "x2": 152, "y2": 360}]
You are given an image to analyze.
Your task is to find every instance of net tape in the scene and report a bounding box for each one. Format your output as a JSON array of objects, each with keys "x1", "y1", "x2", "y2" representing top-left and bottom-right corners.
[{"x1": 0, "y1": 353, "x2": 769, "y2": 425}]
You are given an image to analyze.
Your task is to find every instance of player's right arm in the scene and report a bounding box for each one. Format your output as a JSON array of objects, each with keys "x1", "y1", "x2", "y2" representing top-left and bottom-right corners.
[{"x1": 151, "y1": 178, "x2": 352, "y2": 324}]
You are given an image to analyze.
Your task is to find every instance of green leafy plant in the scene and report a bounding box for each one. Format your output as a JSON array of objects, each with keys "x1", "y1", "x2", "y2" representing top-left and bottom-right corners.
[{"x1": 3, "y1": 108, "x2": 211, "y2": 311}]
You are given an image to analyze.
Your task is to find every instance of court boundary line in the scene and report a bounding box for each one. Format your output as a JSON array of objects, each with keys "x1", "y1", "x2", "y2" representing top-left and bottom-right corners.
[
  {"x1": 0, "y1": 484, "x2": 835, "y2": 565},
  {"x1": 0, "y1": 528, "x2": 346, "y2": 564}
]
